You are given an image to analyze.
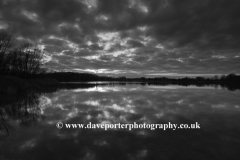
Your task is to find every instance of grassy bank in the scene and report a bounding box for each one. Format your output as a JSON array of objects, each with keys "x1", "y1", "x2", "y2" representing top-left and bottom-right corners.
[{"x1": 0, "y1": 76, "x2": 59, "y2": 94}]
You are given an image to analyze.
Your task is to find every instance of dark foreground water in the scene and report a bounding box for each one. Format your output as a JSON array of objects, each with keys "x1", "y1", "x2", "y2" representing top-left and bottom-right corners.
[{"x1": 1, "y1": 84, "x2": 240, "y2": 160}]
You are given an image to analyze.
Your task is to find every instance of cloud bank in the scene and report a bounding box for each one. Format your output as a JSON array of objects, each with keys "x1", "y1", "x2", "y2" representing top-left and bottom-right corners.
[{"x1": 1, "y1": 0, "x2": 240, "y2": 76}]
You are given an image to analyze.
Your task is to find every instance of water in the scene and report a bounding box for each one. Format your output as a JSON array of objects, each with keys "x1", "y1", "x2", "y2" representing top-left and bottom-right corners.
[{"x1": 1, "y1": 84, "x2": 240, "y2": 160}]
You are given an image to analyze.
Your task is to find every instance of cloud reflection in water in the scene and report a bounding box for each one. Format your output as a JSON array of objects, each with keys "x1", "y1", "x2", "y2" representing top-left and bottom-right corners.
[{"x1": 1, "y1": 84, "x2": 240, "y2": 159}]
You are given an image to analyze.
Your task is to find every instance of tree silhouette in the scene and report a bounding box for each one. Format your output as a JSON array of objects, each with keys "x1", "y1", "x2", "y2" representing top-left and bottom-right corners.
[
  {"x1": 0, "y1": 30, "x2": 45, "y2": 77},
  {"x1": 10, "y1": 43, "x2": 45, "y2": 76},
  {"x1": 0, "y1": 31, "x2": 14, "y2": 74}
]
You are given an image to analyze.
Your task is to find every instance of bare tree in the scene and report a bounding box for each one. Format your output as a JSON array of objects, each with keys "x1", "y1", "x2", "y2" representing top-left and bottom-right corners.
[
  {"x1": 0, "y1": 30, "x2": 15, "y2": 74},
  {"x1": 0, "y1": 30, "x2": 46, "y2": 76},
  {"x1": 22, "y1": 46, "x2": 45, "y2": 75},
  {"x1": 11, "y1": 43, "x2": 45, "y2": 76}
]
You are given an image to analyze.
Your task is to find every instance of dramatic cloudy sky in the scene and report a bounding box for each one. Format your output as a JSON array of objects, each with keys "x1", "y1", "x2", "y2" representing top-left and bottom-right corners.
[{"x1": 1, "y1": 0, "x2": 240, "y2": 77}]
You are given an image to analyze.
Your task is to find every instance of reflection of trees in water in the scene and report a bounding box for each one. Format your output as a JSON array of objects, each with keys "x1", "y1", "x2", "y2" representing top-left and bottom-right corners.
[{"x1": 0, "y1": 92, "x2": 44, "y2": 139}]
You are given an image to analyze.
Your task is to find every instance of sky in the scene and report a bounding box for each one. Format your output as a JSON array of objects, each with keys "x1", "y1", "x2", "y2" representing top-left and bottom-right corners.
[{"x1": 0, "y1": 0, "x2": 240, "y2": 77}]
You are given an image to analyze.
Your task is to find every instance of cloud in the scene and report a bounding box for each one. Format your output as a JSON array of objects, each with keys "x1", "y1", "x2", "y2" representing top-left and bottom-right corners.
[
  {"x1": 126, "y1": 39, "x2": 145, "y2": 48},
  {"x1": 1, "y1": 0, "x2": 240, "y2": 76}
]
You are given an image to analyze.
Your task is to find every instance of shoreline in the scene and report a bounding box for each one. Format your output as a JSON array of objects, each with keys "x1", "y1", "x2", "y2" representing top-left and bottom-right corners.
[{"x1": 0, "y1": 76, "x2": 59, "y2": 94}]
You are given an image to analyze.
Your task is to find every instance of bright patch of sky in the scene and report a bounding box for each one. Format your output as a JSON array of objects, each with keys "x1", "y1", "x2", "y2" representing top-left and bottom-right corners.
[
  {"x1": 21, "y1": 10, "x2": 39, "y2": 22},
  {"x1": 0, "y1": 21, "x2": 8, "y2": 29},
  {"x1": 48, "y1": 35, "x2": 79, "y2": 53},
  {"x1": 128, "y1": 0, "x2": 149, "y2": 14},
  {"x1": 95, "y1": 14, "x2": 110, "y2": 22},
  {"x1": 78, "y1": 0, "x2": 98, "y2": 9}
]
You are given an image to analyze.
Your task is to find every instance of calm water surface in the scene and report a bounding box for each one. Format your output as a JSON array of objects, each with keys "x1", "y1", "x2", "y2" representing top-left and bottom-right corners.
[{"x1": 1, "y1": 84, "x2": 240, "y2": 160}]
